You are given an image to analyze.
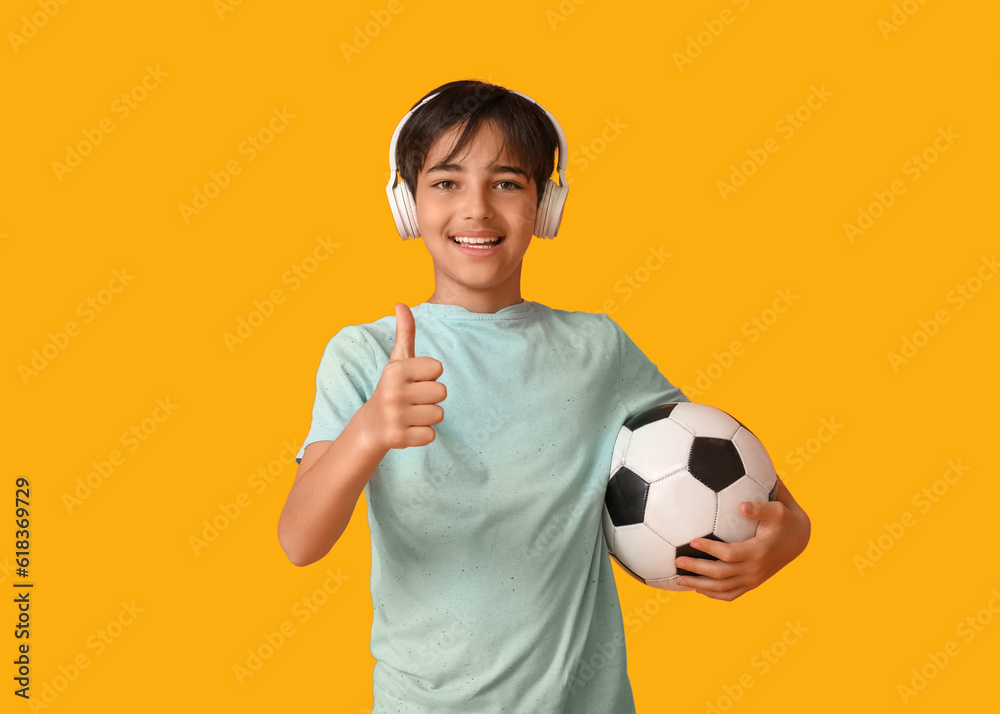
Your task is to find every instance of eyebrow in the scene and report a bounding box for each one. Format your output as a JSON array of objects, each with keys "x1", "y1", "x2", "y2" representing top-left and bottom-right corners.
[{"x1": 425, "y1": 162, "x2": 529, "y2": 178}]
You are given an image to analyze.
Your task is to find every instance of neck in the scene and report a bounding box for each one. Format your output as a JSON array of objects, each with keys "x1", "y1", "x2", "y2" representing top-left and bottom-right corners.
[{"x1": 425, "y1": 291, "x2": 524, "y2": 314}]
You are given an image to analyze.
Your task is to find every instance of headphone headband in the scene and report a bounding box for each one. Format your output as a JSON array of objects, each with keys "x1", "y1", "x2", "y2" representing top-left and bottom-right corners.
[{"x1": 385, "y1": 87, "x2": 569, "y2": 240}]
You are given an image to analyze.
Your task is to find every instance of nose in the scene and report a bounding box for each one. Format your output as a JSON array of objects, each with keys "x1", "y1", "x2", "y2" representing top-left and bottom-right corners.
[{"x1": 461, "y1": 182, "x2": 493, "y2": 221}]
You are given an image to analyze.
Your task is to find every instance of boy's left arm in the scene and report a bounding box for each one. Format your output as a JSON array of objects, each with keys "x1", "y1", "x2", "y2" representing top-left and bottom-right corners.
[{"x1": 673, "y1": 475, "x2": 810, "y2": 601}]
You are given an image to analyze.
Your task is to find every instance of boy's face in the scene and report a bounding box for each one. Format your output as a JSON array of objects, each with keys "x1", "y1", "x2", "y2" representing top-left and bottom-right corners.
[{"x1": 414, "y1": 120, "x2": 538, "y2": 312}]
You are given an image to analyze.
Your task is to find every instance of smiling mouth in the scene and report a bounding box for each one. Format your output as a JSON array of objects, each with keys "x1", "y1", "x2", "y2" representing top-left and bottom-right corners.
[{"x1": 451, "y1": 235, "x2": 504, "y2": 247}]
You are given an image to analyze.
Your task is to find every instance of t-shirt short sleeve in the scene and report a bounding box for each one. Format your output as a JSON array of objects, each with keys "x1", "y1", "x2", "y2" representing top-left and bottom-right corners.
[
  {"x1": 605, "y1": 315, "x2": 689, "y2": 419},
  {"x1": 295, "y1": 325, "x2": 379, "y2": 464}
]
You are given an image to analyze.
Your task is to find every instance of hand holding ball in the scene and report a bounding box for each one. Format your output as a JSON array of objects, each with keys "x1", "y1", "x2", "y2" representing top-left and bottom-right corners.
[{"x1": 603, "y1": 402, "x2": 778, "y2": 590}]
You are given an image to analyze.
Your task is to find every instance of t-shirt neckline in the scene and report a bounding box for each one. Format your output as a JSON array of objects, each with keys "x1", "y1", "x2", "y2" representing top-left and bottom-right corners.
[{"x1": 413, "y1": 299, "x2": 534, "y2": 321}]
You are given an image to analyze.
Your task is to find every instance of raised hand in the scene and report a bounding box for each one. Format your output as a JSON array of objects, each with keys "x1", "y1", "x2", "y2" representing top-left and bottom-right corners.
[{"x1": 359, "y1": 303, "x2": 447, "y2": 451}]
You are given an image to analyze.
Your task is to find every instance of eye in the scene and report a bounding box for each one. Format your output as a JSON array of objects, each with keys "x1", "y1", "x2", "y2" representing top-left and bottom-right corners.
[
  {"x1": 434, "y1": 180, "x2": 456, "y2": 190},
  {"x1": 497, "y1": 181, "x2": 522, "y2": 191}
]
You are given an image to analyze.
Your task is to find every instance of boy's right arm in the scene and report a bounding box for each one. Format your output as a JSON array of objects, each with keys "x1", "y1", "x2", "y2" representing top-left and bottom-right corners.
[{"x1": 277, "y1": 303, "x2": 446, "y2": 567}]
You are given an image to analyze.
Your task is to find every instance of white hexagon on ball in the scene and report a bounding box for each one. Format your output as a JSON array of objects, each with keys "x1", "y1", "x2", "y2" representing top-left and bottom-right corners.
[
  {"x1": 668, "y1": 402, "x2": 741, "y2": 439},
  {"x1": 716, "y1": 477, "x2": 768, "y2": 543},
  {"x1": 611, "y1": 523, "x2": 678, "y2": 581},
  {"x1": 731, "y1": 426, "x2": 778, "y2": 492},
  {"x1": 643, "y1": 472, "x2": 717, "y2": 546},
  {"x1": 624, "y1": 417, "x2": 693, "y2": 483}
]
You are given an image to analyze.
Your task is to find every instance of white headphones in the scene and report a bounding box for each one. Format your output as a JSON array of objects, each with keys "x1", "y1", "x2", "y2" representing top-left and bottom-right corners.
[{"x1": 385, "y1": 88, "x2": 569, "y2": 241}]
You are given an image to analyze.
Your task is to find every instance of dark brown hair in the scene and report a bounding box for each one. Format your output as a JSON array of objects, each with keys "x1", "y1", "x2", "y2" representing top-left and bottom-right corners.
[{"x1": 395, "y1": 80, "x2": 560, "y2": 206}]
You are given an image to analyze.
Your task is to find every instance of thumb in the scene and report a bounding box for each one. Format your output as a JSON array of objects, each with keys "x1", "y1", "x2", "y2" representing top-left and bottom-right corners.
[
  {"x1": 389, "y1": 303, "x2": 415, "y2": 361},
  {"x1": 740, "y1": 500, "x2": 770, "y2": 521}
]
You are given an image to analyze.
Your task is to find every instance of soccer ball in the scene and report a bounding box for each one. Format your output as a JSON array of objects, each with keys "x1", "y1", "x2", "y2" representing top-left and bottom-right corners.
[{"x1": 603, "y1": 402, "x2": 778, "y2": 590}]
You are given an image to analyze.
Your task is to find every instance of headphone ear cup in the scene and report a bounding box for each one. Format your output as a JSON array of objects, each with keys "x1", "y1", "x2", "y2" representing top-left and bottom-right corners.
[
  {"x1": 549, "y1": 182, "x2": 568, "y2": 238},
  {"x1": 396, "y1": 181, "x2": 420, "y2": 239},
  {"x1": 388, "y1": 181, "x2": 411, "y2": 240},
  {"x1": 534, "y1": 180, "x2": 553, "y2": 239},
  {"x1": 534, "y1": 178, "x2": 567, "y2": 239}
]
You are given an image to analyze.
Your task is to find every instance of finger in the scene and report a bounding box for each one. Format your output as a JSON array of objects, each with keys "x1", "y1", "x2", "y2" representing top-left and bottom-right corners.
[
  {"x1": 740, "y1": 499, "x2": 786, "y2": 523},
  {"x1": 400, "y1": 356, "x2": 444, "y2": 384},
  {"x1": 675, "y1": 572, "x2": 743, "y2": 593},
  {"x1": 404, "y1": 379, "x2": 447, "y2": 406},
  {"x1": 688, "y1": 537, "x2": 751, "y2": 563},
  {"x1": 389, "y1": 303, "x2": 415, "y2": 362},
  {"x1": 401, "y1": 424, "x2": 436, "y2": 448},
  {"x1": 404, "y1": 403, "x2": 446, "y2": 427},
  {"x1": 677, "y1": 575, "x2": 750, "y2": 600},
  {"x1": 674, "y1": 554, "x2": 736, "y2": 580}
]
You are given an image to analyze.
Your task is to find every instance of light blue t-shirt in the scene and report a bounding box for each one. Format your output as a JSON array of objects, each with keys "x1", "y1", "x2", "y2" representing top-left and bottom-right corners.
[{"x1": 296, "y1": 300, "x2": 687, "y2": 713}]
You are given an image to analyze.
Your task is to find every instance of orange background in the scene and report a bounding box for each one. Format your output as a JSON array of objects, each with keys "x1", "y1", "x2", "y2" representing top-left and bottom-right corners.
[{"x1": 2, "y1": 0, "x2": 997, "y2": 712}]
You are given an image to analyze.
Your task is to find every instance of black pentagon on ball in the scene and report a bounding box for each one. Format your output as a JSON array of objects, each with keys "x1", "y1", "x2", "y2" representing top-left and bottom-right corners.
[
  {"x1": 675, "y1": 534, "x2": 724, "y2": 576},
  {"x1": 605, "y1": 467, "x2": 649, "y2": 527},
  {"x1": 623, "y1": 403, "x2": 679, "y2": 431},
  {"x1": 688, "y1": 436, "x2": 746, "y2": 492}
]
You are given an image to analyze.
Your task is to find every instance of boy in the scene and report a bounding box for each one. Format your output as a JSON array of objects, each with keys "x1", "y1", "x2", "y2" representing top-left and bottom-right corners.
[{"x1": 277, "y1": 80, "x2": 810, "y2": 713}]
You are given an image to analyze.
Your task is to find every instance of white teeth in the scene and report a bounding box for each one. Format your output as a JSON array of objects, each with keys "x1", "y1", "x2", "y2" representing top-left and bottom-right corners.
[{"x1": 452, "y1": 236, "x2": 500, "y2": 249}]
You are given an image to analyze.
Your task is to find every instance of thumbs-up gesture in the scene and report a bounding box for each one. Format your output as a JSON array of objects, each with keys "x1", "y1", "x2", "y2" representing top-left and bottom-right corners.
[{"x1": 359, "y1": 303, "x2": 447, "y2": 451}]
